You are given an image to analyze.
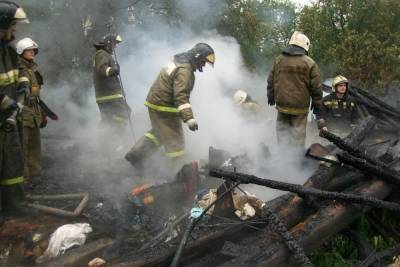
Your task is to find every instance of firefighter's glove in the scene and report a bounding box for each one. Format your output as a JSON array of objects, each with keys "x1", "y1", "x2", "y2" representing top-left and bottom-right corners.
[
  {"x1": 267, "y1": 96, "x2": 275, "y2": 106},
  {"x1": 40, "y1": 115, "x2": 48, "y2": 128},
  {"x1": 108, "y1": 63, "x2": 120, "y2": 77},
  {"x1": 186, "y1": 119, "x2": 198, "y2": 131}
]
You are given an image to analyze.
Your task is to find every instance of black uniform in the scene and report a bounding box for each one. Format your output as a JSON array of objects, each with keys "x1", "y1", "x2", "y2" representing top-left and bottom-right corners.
[{"x1": 320, "y1": 92, "x2": 359, "y2": 133}]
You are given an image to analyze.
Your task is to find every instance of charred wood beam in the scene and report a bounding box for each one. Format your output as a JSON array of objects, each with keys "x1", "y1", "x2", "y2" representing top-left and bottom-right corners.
[
  {"x1": 42, "y1": 238, "x2": 114, "y2": 267},
  {"x1": 109, "y1": 223, "x2": 247, "y2": 267},
  {"x1": 319, "y1": 129, "x2": 377, "y2": 163},
  {"x1": 114, "y1": 121, "x2": 376, "y2": 267},
  {"x1": 350, "y1": 86, "x2": 400, "y2": 119},
  {"x1": 337, "y1": 152, "x2": 400, "y2": 186},
  {"x1": 357, "y1": 243, "x2": 400, "y2": 267},
  {"x1": 263, "y1": 206, "x2": 313, "y2": 266},
  {"x1": 237, "y1": 179, "x2": 392, "y2": 266},
  {"x1": 209, "y1": 169, "x2": 400, "y2": 213},
  {"x1": 170, "y1": 182, "x2": 240, "y2": 267},
  {"x1": 343, "y1": 229, "x2": 380, "y2": 267}
]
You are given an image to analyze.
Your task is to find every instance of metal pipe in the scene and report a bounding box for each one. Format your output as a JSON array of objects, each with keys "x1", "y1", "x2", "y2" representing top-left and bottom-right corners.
[{"x1": 25, "y1": 192, "x2": 89, "y2": 218}]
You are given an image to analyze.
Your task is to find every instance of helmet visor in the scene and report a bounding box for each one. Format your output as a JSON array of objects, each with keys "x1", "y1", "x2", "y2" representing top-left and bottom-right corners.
[{"x1": 206, "y1": 53, "x2": 215, "y2": 65}]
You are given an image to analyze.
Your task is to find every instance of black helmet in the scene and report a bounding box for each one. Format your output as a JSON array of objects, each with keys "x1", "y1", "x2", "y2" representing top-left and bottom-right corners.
[
  {"x1": 93, "y1": 34, "x2": 122, "y2": 51},
  {"x1": 189, "y1": 43, "x2": 215, "y2": 72},
  {"x1": 0, "y1": 1, "x2": 28, "y2": 30},
  {"x1": 103, "y1": 33, "x2": 122, "y2": 46}
]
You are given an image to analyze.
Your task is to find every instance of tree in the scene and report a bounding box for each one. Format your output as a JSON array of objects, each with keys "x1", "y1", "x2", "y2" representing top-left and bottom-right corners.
[{"x1": 298, "y1": 0, "x2": 400, "y2": 93}]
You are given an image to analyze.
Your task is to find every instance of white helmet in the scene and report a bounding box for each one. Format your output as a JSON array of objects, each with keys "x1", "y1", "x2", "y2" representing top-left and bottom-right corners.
[
  {"x1": 289, "y1": 31, "x2": 310, "y2": 52},
  {"x1": 16, "y1": 38, "x2": 39, "y2": 55},
  {"x1": 332, "y1": 75, "x2": 348, "y2": 92},
  {"x1": 233, "y1": 90, "x2": 248, "y2": 105}
]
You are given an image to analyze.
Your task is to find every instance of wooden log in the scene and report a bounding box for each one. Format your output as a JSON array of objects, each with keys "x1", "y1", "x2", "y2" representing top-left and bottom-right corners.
[
  {"x1": 42, "y1": 238, "x2": 114, "y2": 267},
  {"x1": 244, "y1": 179, "x2": 392, "y2": 266}
]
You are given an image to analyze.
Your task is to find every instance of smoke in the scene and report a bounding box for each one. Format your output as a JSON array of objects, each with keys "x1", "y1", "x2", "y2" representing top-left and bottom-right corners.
[{"x1": 15, "y1": 0, "x2": 317, "y2": 206}]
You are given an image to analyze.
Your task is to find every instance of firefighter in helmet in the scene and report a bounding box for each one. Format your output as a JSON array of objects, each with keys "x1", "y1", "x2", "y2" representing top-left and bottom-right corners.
[
  {"x1": 0, "y1": 1, "x2": 29, "y2": 221},
  {"x1": 125, "y1": 43, "x2": 215, "y2": 173},
  {"x1": 317, "y1": 75, "x2": 359, "y2": 136},
  {"x1": 16, "y1": 37, "x2": 46, "y2": 179},
  {"x1": 93, "y1": 33, "x2": 131, "y2": 150},
  {"x1": 267, "y1": 31, "x2": 322, "y2": 147},
  {"x1": 233, "y1": 89, "x2": 263, "y2": 120}
]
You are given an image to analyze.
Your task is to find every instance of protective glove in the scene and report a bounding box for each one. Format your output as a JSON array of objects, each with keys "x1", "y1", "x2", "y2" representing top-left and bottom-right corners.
[
  {"x1": 108, "y1": 63, "x2": 120, "y2": 76},
  {"x1": 267, "y1": 96, "x2": 275, "y2": 106},
  {"x1": 40, "y1": 115, "x2": 48, "y2": 128},
  {"x1": 186, "y1": 119, "x2": 198, "y2": 131}
]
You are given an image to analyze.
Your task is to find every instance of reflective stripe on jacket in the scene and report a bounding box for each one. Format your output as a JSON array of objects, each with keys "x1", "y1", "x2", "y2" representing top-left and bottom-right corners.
[
  {"x1": 93, "y1": 49, "x2": 123, "y2": 103},
  {"x1": 145, "y1": 60, "x2": 195, "y2": 122}
]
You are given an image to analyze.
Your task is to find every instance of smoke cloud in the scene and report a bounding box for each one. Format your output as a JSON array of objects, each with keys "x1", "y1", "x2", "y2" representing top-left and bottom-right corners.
[{"x1": 15, "y1": 0, "x2": 317, "y2": 204}]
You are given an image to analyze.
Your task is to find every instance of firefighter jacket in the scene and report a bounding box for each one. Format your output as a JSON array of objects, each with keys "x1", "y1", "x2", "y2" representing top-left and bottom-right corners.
[
  {"x1": 20, "y1": 58, "x2": 43, "y2": 128},
  {"x1": 320, "y1": 92, "x2": 358, "y2": 132},
  {"x1": 0, "y1": 40, "x2": 29, "y2": 123},
  {"x1": 267, "y1": 46, "x2": 322, "y2": 115},
  {"x1": 145, "y1": 57, "x2": 195, "y2": 122},
  {"x1": 0, "y1": 39, "x2": 27, "y2": 188},
  {"x1": 93, "y1": 48, "x2": 123, "y2": 104}
]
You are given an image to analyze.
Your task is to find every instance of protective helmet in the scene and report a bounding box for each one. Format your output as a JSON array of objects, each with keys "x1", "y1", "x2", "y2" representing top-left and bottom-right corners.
[
  {"x1": 103, "y1": 33, "x2": 122, "y2": 45},
  {"x1": 189, "y1": 43, "x2": 215, "y2": 72},
  {"x1": 16, "y1": 37, "x2": 38, "y2": 55},
  {"x1": 289, "y1": 31, "x2": 310, "y2": 52},
  {"x1": 332, "y1": 75, "x2": 348, "y2": 92},
  {"x1": 0, "y1": 1, "x2": 29, "y2": 30},
  {"x1": 233, "y1": 90, "x2": 248, "y2": 105}
]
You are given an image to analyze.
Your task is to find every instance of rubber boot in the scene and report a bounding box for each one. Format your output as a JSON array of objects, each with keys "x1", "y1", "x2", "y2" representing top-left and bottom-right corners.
[{"x1": 125, "y1": 135, "x2": 159, "y2": 174}]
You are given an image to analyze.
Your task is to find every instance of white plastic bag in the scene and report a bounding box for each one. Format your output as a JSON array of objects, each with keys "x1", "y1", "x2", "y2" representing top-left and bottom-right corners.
[{"x1": 36, "y1": 223, "x2": 92, "y2": 263}]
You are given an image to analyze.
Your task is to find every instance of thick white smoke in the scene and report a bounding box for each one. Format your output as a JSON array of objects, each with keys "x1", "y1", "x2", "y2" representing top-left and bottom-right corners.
[{"x1": 19, "y1": 0, "x2": 317, "y2": 202}]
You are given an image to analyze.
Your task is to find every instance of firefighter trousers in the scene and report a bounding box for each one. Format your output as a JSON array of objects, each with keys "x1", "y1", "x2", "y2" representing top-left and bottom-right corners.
[
  {"x1": 0, "y1": 127, "x2": 25, "y2": 212},
  {"x1": 276, "y1": 112, "x2": 307, "y2": 147},
  {"x1": 126, "y1": 108, "x2": 185, "y2": 170}
]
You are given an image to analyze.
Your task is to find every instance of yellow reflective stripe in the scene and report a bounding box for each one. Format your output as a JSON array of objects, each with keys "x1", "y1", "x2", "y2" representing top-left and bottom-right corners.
[
  {"x1": 145, "y1": 133, "x2": 160, "y2": 146},
  {"x1": 1, "y1": 176, "x2": 24, "y2": 186},
  {"x1": 165, "y1": 150, "x2": 185, "y2": 158},
  {"x1": 277, "y1": 106, "x2": 309, "y2": 115},
  {"x1": 144, "y1": 101, "x2": 178, "y2": 113},
  {"x1": 96, "y1": 94, "x2": 124, "y2": 103},
  {"x1": 18, "y1": 77, "x2": 30, "y2": 83},
  {"x1": 0, "y1": 69, "x2": 19, "y2": 86}
]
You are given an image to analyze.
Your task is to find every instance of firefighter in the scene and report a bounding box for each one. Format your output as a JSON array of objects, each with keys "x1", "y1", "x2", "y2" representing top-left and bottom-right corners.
[
  {"x1": 16, "y1": 38, "x2": 45, "y2": 179},
  {"x1": 317, "y1": 75, "x2": 359, "y2": 136},
  {"x1": 93, "y1": 34, "x2": 131, "y2": 148},
  {"x1": 125, "y1": 43, "x2": 215, "y2": 172},
  {"x1": 233, "y1": 89, "x2": 263, "y2": 119},
  {"x1": 267, "y1": 31, "x2": 322, "y2": 147},
  {"x1": 0, "y1": 1, "x2": 29, "y2": 221}
]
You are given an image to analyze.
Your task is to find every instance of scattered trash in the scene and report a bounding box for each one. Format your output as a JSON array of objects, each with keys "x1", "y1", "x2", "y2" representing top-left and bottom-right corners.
[
  {"x1": 36, "y1": 223, "x2": 92, "y2": 263},
  {"x1": 233, "y1": 194, "x2": 265, "y2": 220},
  {"x1": 197, "y1": 188, "x2": 264, "y2": 220},
  {"x1": 88, "y1": 257, "x2": 106, "y2": 267}
]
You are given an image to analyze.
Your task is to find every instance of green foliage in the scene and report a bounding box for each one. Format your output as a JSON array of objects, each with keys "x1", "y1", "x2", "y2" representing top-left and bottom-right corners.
[
  {"x1": 217, "y1": 0, "x2": 297, "y2": 70},
  {"x1": 298, "y1": 0, "x2": 400, "y2": 92},
  {"x1": 310, "y1": 212, "x2": 399, "y2": 266}
]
